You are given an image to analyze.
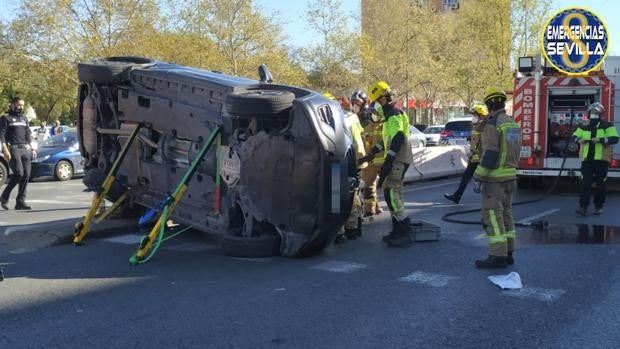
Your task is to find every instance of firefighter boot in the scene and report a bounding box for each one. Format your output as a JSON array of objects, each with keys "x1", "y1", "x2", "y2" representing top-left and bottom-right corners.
[
  {"x1": 575, "y1": 207, "x2": 587, "y2": 217},
  {"x1": 334, "y1": 233, "x2": 347, "y2": 245},
  {"x1": 382, "y1": 216, "x2": 399, "y2": 242},
  {"x1": 387, "y1": 218, "x2": 413, "y2": 247},
  {"x1": 444, "y1": 192, "x2": 461, "y2": 204},
  {"x1": 475, "y1": 255, "x2": 508, "y2": 268},
  {"x1": 507, "y1": 252, "x2": 514, "y2": 265}
]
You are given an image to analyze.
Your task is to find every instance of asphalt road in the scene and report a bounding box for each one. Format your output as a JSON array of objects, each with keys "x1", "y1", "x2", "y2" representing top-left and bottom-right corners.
[{"x1": 1, "y1": 177, "x2": 619, "y2": 348}]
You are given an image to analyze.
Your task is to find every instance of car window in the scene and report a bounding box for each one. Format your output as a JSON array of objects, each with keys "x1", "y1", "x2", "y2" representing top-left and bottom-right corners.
[
  {"x1": 445, "y1": 121, "x2": 471, "y2": 131},
  {"x1": 424, "y1": 127, "x2": 443, "y2": 134},
  {"x1": 409, "y1": 126, "x2": 422, "y2": 134},
  {"x1": 41, "y1": 131, "x2": 77, "y2": 146}
]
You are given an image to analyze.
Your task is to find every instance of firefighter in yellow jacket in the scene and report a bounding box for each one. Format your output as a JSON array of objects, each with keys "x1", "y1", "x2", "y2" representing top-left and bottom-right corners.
[
  {"x1": 368, "y1": 81, "x2": 414, "y2": 247},
  {"x1": 473, "y1": 87, "x2": 521, "y2": 268},
  {"x1": 351, "y1": 90, "x2": 384, "y2": 218},
  {"x1": 444, "y1": 102, "x2": 489, "y2": 204}
]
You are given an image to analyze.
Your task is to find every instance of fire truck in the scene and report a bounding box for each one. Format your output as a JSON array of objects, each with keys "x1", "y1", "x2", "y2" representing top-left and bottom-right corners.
[{"x1": 512, "y1": 55, "x2": 619, "y2": 187}]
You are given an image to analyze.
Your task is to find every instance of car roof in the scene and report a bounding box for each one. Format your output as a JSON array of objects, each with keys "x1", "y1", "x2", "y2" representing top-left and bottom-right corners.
[{"x1": 445, "y1": 117, "x2": 472, "y2": 123}]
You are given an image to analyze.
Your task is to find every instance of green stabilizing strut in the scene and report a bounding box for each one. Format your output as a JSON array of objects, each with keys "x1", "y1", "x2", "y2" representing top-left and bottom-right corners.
[{"x1": 129, "y1": 126, "x2": 222, "y2": 265}]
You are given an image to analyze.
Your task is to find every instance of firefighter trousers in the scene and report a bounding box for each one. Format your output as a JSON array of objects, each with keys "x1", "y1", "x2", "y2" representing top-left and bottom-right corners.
[
  {"x1": 579, "y1": 160, "x2": 608, "y2": 210},
  {"x1": 362, "y1": 162, "x2": 381, "y2": 214},
  {"x1": 481, "y1": 180, "x2": 516, "y2": 257},
  {"x1": 382, "y1": 160, "x2": 409, "y2": 221}
]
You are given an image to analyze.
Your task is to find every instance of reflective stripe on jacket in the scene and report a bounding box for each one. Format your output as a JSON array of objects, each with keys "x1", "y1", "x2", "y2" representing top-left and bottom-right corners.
[
  {"x1": 381, "y1": 104, "x2": 413, "y2": 165},
  {"x1": 474, "y1": 109, "x2": 521, "y2": 182},
  {"x1": 344, "y1": 111, "x2": 367, "y2": 169}
]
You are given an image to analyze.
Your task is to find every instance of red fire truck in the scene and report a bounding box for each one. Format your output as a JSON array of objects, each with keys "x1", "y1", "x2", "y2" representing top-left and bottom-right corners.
[{"x1": 512, "y1": 55, "x2": 619, "y2": 187}]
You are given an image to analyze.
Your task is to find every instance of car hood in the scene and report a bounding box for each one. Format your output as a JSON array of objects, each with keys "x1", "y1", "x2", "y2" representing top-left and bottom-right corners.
[{"x1": 36, "y1": 146, "x2": 71, "y2": 158}]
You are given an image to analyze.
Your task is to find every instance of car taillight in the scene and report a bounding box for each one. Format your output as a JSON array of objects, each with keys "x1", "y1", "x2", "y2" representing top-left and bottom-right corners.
[
  {"x1": 611, "y1": 159, "x2": 620, "y2": 168},
  {"x1": 440, "y1": 130, "x2": 452, "y2": 137}
]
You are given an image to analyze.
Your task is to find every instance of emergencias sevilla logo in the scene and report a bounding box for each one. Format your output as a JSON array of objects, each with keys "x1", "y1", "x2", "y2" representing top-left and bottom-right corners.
[{"x1": 542, "y1": 7, "x2": 609, "y2": 75}]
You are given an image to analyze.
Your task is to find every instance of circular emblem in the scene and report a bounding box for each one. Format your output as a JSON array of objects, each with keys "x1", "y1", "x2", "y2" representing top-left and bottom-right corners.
[{"x1": 542, "y1": 8, "x2": 609, "y2": 75}]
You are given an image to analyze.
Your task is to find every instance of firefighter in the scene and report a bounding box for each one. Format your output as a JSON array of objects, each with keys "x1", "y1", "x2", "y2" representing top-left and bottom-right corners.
[
  {"x1": 444, "y1": 102, "x2": 489, "y2": 204},
  {"x1": 369, "y1": 81, "x2": 414, "y2": 247},
  {"x1": 335, "y1": 96, "x2": 367, "y2": 244},
  {"x1": 573, "y1": 102, "x2": 619, "y2": 216},
  {"x1": 351, "y1": 90, "x2": 384, "y2": 218},
  {"x1": 473, "y1": 87, "x2": 521, "y2": 268}
]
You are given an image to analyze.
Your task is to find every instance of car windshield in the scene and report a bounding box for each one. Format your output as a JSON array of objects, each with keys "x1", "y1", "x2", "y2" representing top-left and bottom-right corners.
[
  {"x1": 424, "y1": 127, "x2": 443, "y2": 134},
  {"x1": 40, "y1": 131, "x2": 77, "y2": 147},
  {"x1": 445, "y1": 121, "x2": 471, "y2": 131}
]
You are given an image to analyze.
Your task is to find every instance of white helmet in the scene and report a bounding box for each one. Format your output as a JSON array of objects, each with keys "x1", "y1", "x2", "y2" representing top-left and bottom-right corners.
[{"x1": 588, "y1": 102, "x2": 605, "y2": 114}]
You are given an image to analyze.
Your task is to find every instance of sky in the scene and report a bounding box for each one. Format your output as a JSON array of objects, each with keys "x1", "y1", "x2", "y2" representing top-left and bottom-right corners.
[{"x1": 0, "y1": 0, "x2": 618, "y2": 54}]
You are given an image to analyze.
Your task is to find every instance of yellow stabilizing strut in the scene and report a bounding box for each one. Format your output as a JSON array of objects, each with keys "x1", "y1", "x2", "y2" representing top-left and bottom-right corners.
[
  {"x1": 129, "y1": 126, "x2": 221, "y2": 265},
  {"x1": 73, "y1": 123, "x2": 144, "y2": 245}
]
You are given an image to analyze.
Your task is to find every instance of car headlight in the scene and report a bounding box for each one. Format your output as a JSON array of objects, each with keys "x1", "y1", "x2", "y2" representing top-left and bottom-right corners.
[{"x1": 36, "y1": 155, "x2": 51, "y2": 162}]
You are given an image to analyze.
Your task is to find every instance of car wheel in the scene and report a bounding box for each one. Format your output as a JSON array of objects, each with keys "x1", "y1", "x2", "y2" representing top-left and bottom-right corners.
[
  {"x1": 55, "y1": 160, "x2": 74, "y2": 181},
  {"x1": 0, "y1": 160, "x2": 7, "y2": 186},
  {"x1": 220, "y1": 234, "x2": 282, "y2": 258},
  {"x1": 77, "y1": 56, "x2": 155, "y2": 83},
  {"x1": 226, "y1": 89, "x2": 295, "y2": 115}
]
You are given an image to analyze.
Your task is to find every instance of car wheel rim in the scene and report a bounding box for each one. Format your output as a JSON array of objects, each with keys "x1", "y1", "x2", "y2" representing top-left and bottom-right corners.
[{"x1": 59, "y1": 164, "x2": 72, "y2": 179}]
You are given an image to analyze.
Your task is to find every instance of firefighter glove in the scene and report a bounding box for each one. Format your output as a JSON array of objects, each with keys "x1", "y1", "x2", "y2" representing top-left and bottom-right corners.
[{"x1": 472, "y1": 180, "x2": 482, "y2": 194}]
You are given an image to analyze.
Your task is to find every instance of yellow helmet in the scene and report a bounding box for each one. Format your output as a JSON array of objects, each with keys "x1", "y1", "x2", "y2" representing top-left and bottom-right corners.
[
  {"x1": 483, "y1": 86, "x2": 507, "y2": 104},
  {"x1": 322, "y1": 92, "x2": 336, "y2": 100},
  {"x1": 368, "y1": 81, "x2": 390, "y2": 102},
  {"x1": 470, "y1": 102, "x2": 488, "y2": 117}
]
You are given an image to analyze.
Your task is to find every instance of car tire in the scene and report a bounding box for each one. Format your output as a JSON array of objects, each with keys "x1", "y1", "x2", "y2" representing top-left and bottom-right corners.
[
  {"x1": 77, "y1": 56, "x2": 156, "y2": 84},
  {"x1": 220, "y1": 234, "x2": 282, "y2": 258},
  {"x1": 55, "y1": 160, "x2": 74, "y2": 181},
  {"x1": 226, "y1": 89, "x2": 295, "y2": 115},
  {"x1": 0, "y1": 159, "x2": 7, "y2": 186}
]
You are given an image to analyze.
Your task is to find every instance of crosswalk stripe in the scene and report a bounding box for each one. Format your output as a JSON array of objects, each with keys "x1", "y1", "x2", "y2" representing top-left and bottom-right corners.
[{"x1": 399, "y1": 271, "x2": 460, "y2": 287}]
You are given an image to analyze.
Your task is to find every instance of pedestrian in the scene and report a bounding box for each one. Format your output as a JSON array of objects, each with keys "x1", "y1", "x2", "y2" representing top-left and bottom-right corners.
[
  {"x1": 36, "y1": 120, "x2": 50, "y2": 142},
  {"x1": 50, "y1": 119, "x2": 63, "y2": 136},
  {"x1": 472, "y1": 87, "x2": 521, "y2": 268},
  {"x1": 369, "y1": 81, "x2": 414, "y2": 247},
  {"x1": 444, "y1": 102, "x2": 489, "y2": 204},
  {"x1": 334, "y1": 95, "x2": 366, "y2": 244},
  {"x1": 1, "y1": 96, "x2": 37, "y2": 210},
  {"x1": 351, "y1": 90, "x2": 384, "y2": 218},
  {"x1": 573, "y1": 102, "x2": 619, "y2": 216}
]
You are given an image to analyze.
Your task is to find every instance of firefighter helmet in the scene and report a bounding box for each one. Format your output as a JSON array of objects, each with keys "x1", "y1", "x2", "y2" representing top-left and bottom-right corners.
[
  {"x1": 483, "y1": 86, "x2": 507, "y2": 104},
  {"x1": 470, "y1": 102, "x2": 489, "y2": 117},
  {"x1": 588, "y1": 102, "x2": 605, "y2": 114},
  {"x1": 351, "y1": 90, "x2": 368, "y2": 104},
  {"x1": 368, "y1": 81, "x2": 390, "y2": 102}
]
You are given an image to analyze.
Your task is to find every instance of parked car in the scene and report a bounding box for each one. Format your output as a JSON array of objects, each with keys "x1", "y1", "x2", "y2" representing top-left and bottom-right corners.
[
  {"x1": 31, "y1": 129, "x2": 84, "y2": 181},
  {"x1": 76, "y1": 56, "x2": 354, "y2": 258},
  {"x1": 423, "y1": 125, "x2": 444, "y2": 146},
  {"x1": 440, "y1": 117, "x2": 473, "y2": 145},
  {"x1": 413, "y1": 123, "x2": 428, "y2": 132},
  {"x1": 409, "y1": 125, "x2": 426, "y2": 148}
]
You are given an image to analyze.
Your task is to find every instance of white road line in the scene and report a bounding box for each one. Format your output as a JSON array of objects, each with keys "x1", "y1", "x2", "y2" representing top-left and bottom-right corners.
[
  {"x1": 502, "y1": 286, "x2": 566, "y2": 302},
  {"x1": 517, "y1": 209, "x2": 560, "y2": 224},
  {"x1": 311, "y1": 260, "x2": 367, "y2": 273},
  {"x1": 103, "y1": 234, "x2": 142, "y2": 245},
  {"x1": 26, "y1": 199, "x2": 89, "y2": 205},
  {"x1": 402, "y1": 180, "x2": 460, "y2": 193},
  {"x1": 399, "y1": 271, "x2": 460, "y2": 287}
]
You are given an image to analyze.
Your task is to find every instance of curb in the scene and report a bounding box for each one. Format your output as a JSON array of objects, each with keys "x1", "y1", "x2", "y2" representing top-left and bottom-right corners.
[{"x1": 1, "y1": 217, "x2": 139, "y2": 254}]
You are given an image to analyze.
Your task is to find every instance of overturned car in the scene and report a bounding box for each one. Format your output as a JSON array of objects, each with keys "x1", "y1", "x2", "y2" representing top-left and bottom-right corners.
[{"x1": 76, "y1": 57, "x2": 355, "y2": 257}]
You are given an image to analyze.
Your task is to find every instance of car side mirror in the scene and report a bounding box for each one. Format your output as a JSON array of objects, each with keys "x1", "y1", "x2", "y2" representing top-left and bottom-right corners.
[{"x1": 258, "y1": 64, "x2": 273, "y2": 84}]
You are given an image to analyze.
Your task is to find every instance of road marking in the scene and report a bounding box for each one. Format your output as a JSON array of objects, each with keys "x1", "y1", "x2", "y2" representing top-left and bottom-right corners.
[
  {"x1": 475, "y1": 233, "x2": 487, "y2": 240},
  {"x1": 402, "y1": 180, "x2": 460, "y2": 193},
  {"x1": 26, "y1": 199, "x2": 89, "y2": 205},
  {"x1": 103, "y1": 234, "x2": 142, "y2": 245},
  {"x1": 399, "y1": 271, "x2": 460, "y2": 287},
  {"x1": 517, "y1": 209, "x2": 560, "y2": 224},
  {"x1": 311, "y1": 260, "x2": 367, "y2": 273},
  {"x1": 502, "y1": 286, "x2": 566, "y2": 302}
]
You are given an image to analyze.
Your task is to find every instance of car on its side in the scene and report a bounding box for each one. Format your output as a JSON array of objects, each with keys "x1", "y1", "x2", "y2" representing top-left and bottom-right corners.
[
  {"x1": 31, "y1": 129, "x2": 85, "y2": 181},
  {"x1": 440, "y1": 117, "x2": 473, "y2": 145},
  {"x1": 409, "y1": 125, "x2": 427, "y2": 148},
  {"x1": 423, "y1": 125, "x2": 444, "y2": 146}
]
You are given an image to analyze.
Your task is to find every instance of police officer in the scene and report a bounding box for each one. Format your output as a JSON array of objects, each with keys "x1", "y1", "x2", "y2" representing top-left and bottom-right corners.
[
  {"x1": 369, "y1": 81, "x2": 414, "y2": 247},
  {"x1": 473, "y1": 87, "x2": 521, "y2": 268},
  {"x1": 573, "y1": 102, "x2": 619, "y2": 216},
  {"x1": 444, "y1": 102, "x2": 489, "y2": 204},
  {"x1": 1, "y1": 96, "x2": 37, "y2": 210},
  {"x1": 352, "y1": 90, "x2": 384, "y2": 218}
]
